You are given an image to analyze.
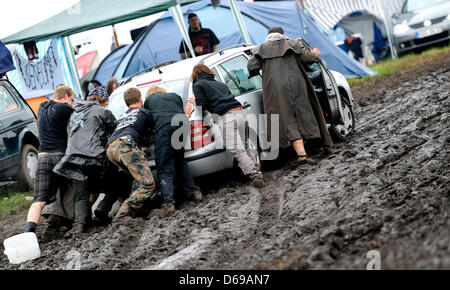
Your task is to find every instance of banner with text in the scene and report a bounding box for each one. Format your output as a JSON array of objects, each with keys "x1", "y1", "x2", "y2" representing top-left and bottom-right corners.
[{"x1": 13, "y1": 40, "x2": 65, "y2": 99}]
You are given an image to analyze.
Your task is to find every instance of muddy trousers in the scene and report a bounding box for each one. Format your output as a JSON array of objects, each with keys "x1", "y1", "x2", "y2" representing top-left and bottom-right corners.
[
  {"x1": 107, "y1": 138, "x2": 155, "y2": 210},
  {"x1": 219, "y1": 111, "x2": 260, "y2": 176},
  {"x1": 73, "y1": 180, "x2": 92, "y2": 226},
  {"x1": 96, "y1": 163, "x2": 133, "y2": 216},
  {"x1": 155, "y1": 124, "x2": 200, "y2": 205},
  {"x1": 73, "y1": 169, "x2": 102, "y2": 226}
]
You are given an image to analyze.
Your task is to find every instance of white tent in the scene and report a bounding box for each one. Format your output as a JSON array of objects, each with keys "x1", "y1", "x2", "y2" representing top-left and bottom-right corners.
[{"x1": 303, "y1": 0, "x2": 405, "y2": 58}]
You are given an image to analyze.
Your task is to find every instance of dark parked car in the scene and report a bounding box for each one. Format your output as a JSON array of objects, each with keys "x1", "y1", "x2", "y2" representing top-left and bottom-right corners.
[
  {"x1": 0, "y1": 78, "x2": 39, "y2": 190},
  {"x1": 393, "y1": 0, "x2": 450, "y2": 55}
]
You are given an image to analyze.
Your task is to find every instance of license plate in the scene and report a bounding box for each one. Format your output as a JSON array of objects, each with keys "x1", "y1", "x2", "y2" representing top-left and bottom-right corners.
[{"x1": 416, "y1": 27, "x2": 443, "y2": 39}]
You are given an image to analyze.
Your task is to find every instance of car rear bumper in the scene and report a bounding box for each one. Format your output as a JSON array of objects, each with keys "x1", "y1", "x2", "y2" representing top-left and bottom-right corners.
[{"x1": 148, "y1": 143, "x2": 235, "y2": 178}]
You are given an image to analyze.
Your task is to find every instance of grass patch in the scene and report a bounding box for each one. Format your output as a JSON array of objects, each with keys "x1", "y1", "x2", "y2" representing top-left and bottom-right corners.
[
  {"x1": 348, "y1": 44, "x2": 450, "y2": 87},
  {"x1": 0, "y1": 189, "x2": 32, "y2": 218}
]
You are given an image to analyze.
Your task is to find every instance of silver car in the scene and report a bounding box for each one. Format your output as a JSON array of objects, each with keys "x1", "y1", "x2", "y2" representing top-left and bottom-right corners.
[
  {"x1": 393, "y1": 0, "x2": 450, "y2": 55},
  {"x1": 107, "y1": 42, "x2": 355, "y2": 177}
]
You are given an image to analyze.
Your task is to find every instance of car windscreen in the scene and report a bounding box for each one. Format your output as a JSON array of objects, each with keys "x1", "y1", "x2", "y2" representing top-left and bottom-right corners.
[
  {"x1": 107, "y1": 78, "x2": 187, "y2": 119},
  {"x1": 402, "y1": 0, "x2": 447, "y2": 13}
]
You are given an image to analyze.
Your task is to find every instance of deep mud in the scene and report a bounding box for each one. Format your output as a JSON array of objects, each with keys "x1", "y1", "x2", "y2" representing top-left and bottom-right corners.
[{"x1": 1, "y1": 55, "x2": 449, "y2": 270}]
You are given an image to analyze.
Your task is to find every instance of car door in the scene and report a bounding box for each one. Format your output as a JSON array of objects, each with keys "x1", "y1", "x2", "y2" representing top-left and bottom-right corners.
[
  {"x1": 298, "y1": 39, "x2": 343, "y2": 125},
  {"x1": 211, "y1": 53, "x2": 268, "y2": 151},
  {"x1": 0, "y1": 82, "x2": 22, "y2": 177}
]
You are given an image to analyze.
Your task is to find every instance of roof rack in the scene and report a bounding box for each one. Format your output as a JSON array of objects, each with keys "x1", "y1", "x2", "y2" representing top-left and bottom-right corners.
[
  {"x1": 120, "y1": 60, "x2": 177, "y2": 86},
  {"x1": 200, "y1": 43, "x2": 253, "y2": 64}
]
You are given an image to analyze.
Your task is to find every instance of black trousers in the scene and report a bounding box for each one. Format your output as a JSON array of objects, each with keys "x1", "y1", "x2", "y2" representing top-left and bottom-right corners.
[
  {"x1": 73, "y1": 168, "x2": 102, "y2": 226},
  {"x1": 154, "y1": 124, "x2": 199, "y2": 205}
]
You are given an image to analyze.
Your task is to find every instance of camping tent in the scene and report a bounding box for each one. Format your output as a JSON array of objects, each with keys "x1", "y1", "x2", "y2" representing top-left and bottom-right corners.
[
  {"x1": 76, "y1": 50, "x2": 100, "y2": 78},
  {"x1": 113, "y1": 0, "x2": 375, "y2": 79},
  {"x1": 0, "y1": 41, "x2": 15, "y2": 76},
  {"x1": 6, "y1": 37, "x2": 82, "y2": 99},
  {"x1": 1, "y1": 0, "x2": 188, "y2": 45},
  {"x1": 0, "y1": 0, "x2": 198, "y2": 99},
  {"x1": 303, "y1": 0, "x2": 405, "y2": 58},
  {"x1": 336, "y1": 11, "x2": 388, "y2": 60},
  {"x1": 93, "y1": 44, "x2": 131, "y2": 86}
]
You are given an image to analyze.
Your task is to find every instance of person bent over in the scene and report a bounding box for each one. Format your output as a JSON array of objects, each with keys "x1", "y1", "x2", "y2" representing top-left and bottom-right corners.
[
  {"x1": 106, "y1": 88, "x2": 155, "y2": 219},
  {"x1": 53, "y1": 90, "x2": 117, "y2": 235},
  {"x1": 190, "y1": 64, "x2": 264, "y2": 187},
  {"x1": 25, "y1": 85, "x2": 75, "y2": 234},
  {"x1": 144, "y1": 86, "x2": 203, "y2": 216}
]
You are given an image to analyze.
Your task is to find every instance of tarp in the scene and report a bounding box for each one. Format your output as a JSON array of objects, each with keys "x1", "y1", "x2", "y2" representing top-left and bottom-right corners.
[
  {"x1": 115, "y1": 0, "x2": 374, "y2": 78},
  {"x1": 0, "y1": 41, "x2": 15, "y2": 75},
  {"x1": 6, "y1": 37, "x2": 81, "y2": 99},
  {"x1": 336, "y1": 11, "x2": 387, "y2": 57},
  {"x1": 1, "y1": 0, "x2": 185, "y2": 44},
  {"x1": 93, "y1": 44, "x2": 131, "y2": 86},
  {"x1": 303, "y1": 0, "x2": 405, "y2": 33},
  {"x1": 76, "y1": 50, "x2": 98, "y2": 78}
]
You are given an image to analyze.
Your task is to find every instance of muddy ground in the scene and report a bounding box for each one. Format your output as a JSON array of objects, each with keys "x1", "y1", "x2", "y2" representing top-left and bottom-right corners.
[{"x1": 1, "y1": 53, "x2": 449, "y2": 270}]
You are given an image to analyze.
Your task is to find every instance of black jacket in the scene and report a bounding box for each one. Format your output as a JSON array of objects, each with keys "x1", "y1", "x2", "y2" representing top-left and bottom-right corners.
[
  {"x1": 144, "y1": 92, "x2": 188, "y2": 133},
  {"x1": 53, "y1": 100, "x2": 116, "y2": 181},
  {"x1": 192, "y1": 74, "x2": 241, "y2": 116}
]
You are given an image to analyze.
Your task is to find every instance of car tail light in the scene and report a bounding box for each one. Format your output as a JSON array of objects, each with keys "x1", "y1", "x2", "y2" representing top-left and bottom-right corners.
[{"x1": 190, "y1": 121, "x2": 214, "y2": 149}]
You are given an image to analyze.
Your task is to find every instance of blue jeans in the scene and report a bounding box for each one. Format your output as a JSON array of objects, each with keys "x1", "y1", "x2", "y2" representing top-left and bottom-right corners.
[{"x1": 154, "y1": 124, "x2": 199, "y2": 204}]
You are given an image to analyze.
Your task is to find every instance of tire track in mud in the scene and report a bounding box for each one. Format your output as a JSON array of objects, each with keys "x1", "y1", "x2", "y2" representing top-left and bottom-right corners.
[{"x1": 2, "y1": 54, "x2": 449, "y2": 270}]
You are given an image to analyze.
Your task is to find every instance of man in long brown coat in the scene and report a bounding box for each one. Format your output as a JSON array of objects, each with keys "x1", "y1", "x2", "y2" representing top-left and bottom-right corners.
[{"x1": 247, "y1": 27, "x2": 334, "y2": 162}]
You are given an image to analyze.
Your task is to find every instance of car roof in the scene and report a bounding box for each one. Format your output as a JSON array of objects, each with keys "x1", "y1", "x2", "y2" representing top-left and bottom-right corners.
[{"x1": 111, "y1": 46, "x2": 254, "y2": 97}]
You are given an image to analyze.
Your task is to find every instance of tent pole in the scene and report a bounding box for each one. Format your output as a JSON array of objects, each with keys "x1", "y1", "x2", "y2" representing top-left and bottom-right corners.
[
  {"x1": 377, "y1": 0, "x2": 397, "y2": 59},
  {"x1": 228, "y1": 0, "x2": 252, "y2": 44},
  {"x1": 169, "y1": 4, "x2": 195, "y2": 58},
  {"x1": 63, "y1": 36, "x2": 84, "y2": 99}
]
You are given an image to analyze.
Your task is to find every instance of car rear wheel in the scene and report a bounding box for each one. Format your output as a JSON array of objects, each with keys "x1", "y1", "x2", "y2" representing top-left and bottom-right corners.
[
  {"x1": 16, "y1": 144, "x2": 38, "y2": 191},
  {"x1": 330, "y1": 98, "x2": 355, "y2": 141}
]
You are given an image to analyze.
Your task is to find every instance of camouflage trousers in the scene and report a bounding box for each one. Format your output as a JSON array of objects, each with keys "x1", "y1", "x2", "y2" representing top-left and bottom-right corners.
[{"x1": 106, "y1": 137, "x2": 155, "y2": 210}]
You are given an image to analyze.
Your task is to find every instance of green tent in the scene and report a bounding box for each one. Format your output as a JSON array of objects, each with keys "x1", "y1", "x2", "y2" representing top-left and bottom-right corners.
[{"x1": 1, "y1": 0, "x2": 183, "y2": 44}]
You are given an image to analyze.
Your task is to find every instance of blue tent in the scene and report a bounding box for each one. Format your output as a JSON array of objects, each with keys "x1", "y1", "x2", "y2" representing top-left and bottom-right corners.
[
  {"x1": 0, "y1": 41, "x2": 15, "y2": 76},
  {"x1": 93, "y1": 44, "x2": 131, "y2": 86},
  {"x1": 114, "y1": 0, "x2": 375, "y2": 79}
]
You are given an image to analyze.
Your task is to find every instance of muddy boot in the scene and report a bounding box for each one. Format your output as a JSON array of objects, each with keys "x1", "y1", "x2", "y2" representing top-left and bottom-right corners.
[
  {"x1": 161, "y1": 203, "x2": 176, "y2": 217},
  {"x1": 249, "y1": 172, "x2": 265, "y2": 188},
  {"x1": 323, "y1": 145, "x2": 335, "y2": 155},
  {"x1": 40, "y1": 215, "x2": 61, "y2": 243},
  {"x1": 40, "y1": 226, "x2": 60, "y2": 243},
  {"x1": 94, "y1": 201, "x2": 113, "y2": 225},
  {"x1": 192, "y1": 191, "x2": 204, "y2": 202},
  {"x1": 114, "y1": 200, "x2": 132, "y2": 220},
  {"x1": 63, "y1": 224, "x2": 85, "y2": 239}
]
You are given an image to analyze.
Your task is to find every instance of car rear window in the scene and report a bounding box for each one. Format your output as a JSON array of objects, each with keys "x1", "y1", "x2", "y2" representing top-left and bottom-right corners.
[{"x1": 108, "y1": 78, "x2": 188, "y2": 119}]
